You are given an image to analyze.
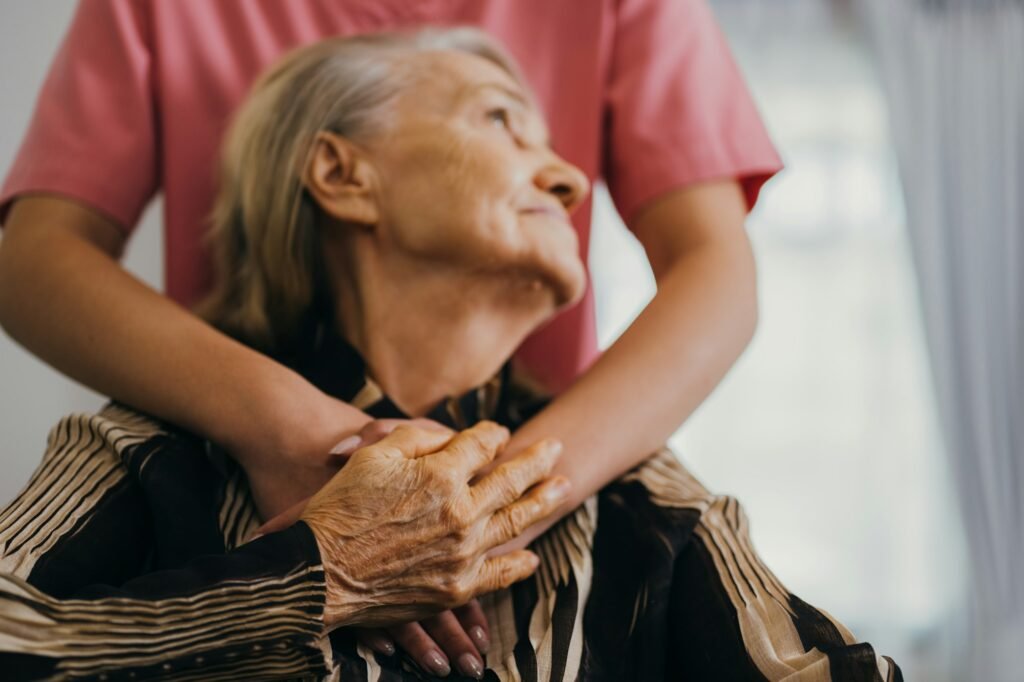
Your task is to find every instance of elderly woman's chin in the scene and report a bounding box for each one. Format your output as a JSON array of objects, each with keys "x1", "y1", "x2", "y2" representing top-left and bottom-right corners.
[
  {"x1": 517, "y1": 253, "x2": 587, "y2": 317},
  {"x1": 551, "y1": 257, "x2": 587, "y2": 309}
]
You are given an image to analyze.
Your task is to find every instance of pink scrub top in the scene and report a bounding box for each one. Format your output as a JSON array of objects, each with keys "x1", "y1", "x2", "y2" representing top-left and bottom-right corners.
[{"x1": 0, "y1": 0, "x2": 782, "y2": 392}]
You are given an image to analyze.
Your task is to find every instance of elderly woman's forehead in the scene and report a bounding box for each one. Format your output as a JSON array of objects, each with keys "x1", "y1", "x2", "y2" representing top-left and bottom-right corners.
[{"x1": 397, "y1": 50, "x2": 525, "y2": 103}]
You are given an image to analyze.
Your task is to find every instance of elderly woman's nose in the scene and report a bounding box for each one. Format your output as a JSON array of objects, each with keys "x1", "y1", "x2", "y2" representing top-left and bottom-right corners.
[{"x1": 534, "y1": 155, "x2": 590, "y2": 212}]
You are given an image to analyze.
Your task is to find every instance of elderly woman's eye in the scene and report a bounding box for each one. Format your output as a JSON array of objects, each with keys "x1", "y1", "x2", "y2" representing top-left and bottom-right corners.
[{"x1": 486, "y1": 108, "x2": 511, "y2": 130}]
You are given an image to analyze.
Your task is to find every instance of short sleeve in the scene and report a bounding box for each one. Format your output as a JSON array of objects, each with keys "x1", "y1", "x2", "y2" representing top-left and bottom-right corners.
[
  {"x1": 603, "y1": 0, "x2": 783, "y2": 226},
  {"x1": 0, "y1": 0, "x2": 158, "y2": 232}
]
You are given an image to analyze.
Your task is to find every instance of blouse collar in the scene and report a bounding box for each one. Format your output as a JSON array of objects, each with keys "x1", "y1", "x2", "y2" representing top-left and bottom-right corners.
[{"x1": 283, "y1": 324, "x2": 517, "y2": 430}]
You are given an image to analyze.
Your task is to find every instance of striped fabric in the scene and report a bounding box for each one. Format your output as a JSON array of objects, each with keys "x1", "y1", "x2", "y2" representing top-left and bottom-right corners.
[
  {"x1": 0, "y1": 406, "x2": 330, "y2": 681},
  {"x1": 0, "y1": 331, "x2": 902, "y2": 680}
]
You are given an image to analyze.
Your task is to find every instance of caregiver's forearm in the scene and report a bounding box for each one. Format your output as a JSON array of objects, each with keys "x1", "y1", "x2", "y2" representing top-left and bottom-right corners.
[
  {"x1": 0, "y1": 197, "x2": 359, "y2": 473},
  {"x1": 504, "y1": 182, "x2": 758, "y2": 545}
]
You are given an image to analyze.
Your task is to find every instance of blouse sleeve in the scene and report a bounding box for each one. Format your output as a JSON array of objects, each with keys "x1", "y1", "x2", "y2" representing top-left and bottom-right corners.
[
  {"x1": 0, "y1": 0, "x2": 159, "y2": 233},
  {"x1": 603, "y1": 0, "x2": 784, "y2": 226},
  {"x1": 0, "y1": 410, "x2": 329, "y2": 681}
]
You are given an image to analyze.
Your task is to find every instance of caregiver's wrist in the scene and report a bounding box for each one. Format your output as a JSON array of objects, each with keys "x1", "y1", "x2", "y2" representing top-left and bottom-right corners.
[{"x1": 210, "y1": 359, "x2": 338, "y2": 468}]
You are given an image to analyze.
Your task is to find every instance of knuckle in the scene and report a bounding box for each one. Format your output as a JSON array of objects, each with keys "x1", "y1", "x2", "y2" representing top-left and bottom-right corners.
[
  {"x1": 449, "y1": 578, "x2": 473, "y2": 605},
  {"x1": 440, "y1": 574, "x2": 471, "y2": 606},
  {"x1": 439, "y1": 497, "x2": 470, "y2": 529},
  {"x1": 389, "y1": 423, "x2": 420, "y2": 439},
  {"x1": 457, "y1": 430, "x2": 489, "y2": 456},
  {"x1": 433, "y1": 471, "x2": 460, "y2": 497},
  {"x1": 496, "y1": 560, "x2": 515, "y2": 586},
  {"x1": 478, "y1": 420, "x2": 509, "y2": 438},
  {"x1": 508, "y1": 501, "x2": 539, "y2": 534},
  {"x1": 422, "y1": 460, "x2": 452, "y2": 483},
  {"x1": 492, "y1": 474, "x2": 523, "y2": 503}
]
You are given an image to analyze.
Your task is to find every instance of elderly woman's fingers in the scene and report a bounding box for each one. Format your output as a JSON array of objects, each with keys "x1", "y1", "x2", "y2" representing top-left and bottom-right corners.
[
  {"x1": 354, "y1": 418, "x2": 454, "y2": 451},
  {"x1": 432, "y1": 421, "x2": 510, "y2": 475},
  {"x1": 421, "y1": 609, "x2": 486, "y2": 679},
  {"x1": 454, "y1": 599, "x2": 490, "y2": 654},
  {"x1": 355, "y1": 628, "x2": 396, "y2": 657},
  {"x1": 469, "y1": 438, "x2": 563, "y2": 514},
  {"x1": 387, "y1": 621, "x2": 452, "y2": 678},
  {"x1": 474, "y1": 550, "x2": 541, "y2": 595},
  {"x1": 483, "y1": 476, "x2": 571, "y2": 549},
  {"x1": 367, "y1": 423, "x2": 454, "y2": 459},
  {"x1": 302, "y1": 419, "x2": 549, "y2": 629},
  {"x1": 333, "y1": 418, "x2": 454, "y2": 457}
]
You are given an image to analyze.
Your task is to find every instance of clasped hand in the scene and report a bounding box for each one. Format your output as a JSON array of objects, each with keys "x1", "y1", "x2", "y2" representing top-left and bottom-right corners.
[{"x1": 261, "y1": 420, "x2": 568, "y2": 678}]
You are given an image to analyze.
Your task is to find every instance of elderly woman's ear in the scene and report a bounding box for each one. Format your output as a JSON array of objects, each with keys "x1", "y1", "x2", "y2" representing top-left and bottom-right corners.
[{"x1": 303, "y1": 131, "x2": 380, "y2": 227}]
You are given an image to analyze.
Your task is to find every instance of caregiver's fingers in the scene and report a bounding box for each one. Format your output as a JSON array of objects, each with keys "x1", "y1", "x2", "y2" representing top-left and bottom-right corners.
[
  {"x1": 483, "y1": 476, "x2": 572, "y2": 548},
  {"x1": 388, "y1": 621, "x2": 452, "y2": 678},
  {"x1": 355, "y1": 628, "x2": 396, "y2": 657},
  {"x1": 421, "y1": 609, "x2": 485, "y2": 679},
  {"x1": 453, "y1": 599, "x2": 490, "y2": 654},
  {"x1": 433, "y1": 421, "x2": 510, "y2": 476},
  {"x1": 469, "y1": 438, "x2": 563, "y2": 514},
  {"x1": 251, "y1": 496, "x2": 309, "y2": 538}
]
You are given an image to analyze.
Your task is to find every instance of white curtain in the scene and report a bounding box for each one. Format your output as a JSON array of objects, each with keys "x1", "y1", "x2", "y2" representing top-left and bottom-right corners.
[{"x1": 859, "y1": 1, "x2": 1024, "y2": 678}]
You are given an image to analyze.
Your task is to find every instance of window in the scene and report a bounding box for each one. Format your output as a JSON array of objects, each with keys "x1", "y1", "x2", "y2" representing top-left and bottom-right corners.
[{"x1": 589, "y1": 9, "x2": 965, "y2": 677}]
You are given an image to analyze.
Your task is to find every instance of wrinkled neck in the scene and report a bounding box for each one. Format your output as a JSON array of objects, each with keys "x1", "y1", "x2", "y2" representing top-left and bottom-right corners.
[{"x1": 322, "y1": 235, "x2": 556, "y2": 417}]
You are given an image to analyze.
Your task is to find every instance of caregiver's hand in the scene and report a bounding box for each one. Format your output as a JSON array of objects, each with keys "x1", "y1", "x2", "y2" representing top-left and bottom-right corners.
[
  {"x1": 300, "y1": 420, "x2": 570, "y2": 630},
  {"x1": 255, "y1": 417, "x2": 495, "y2": 678}
]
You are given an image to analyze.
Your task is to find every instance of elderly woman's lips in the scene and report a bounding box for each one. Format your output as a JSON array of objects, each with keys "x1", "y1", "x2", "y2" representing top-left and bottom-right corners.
[{"x1": 522, "y1": 206, "x2": 570, "y2": 222}]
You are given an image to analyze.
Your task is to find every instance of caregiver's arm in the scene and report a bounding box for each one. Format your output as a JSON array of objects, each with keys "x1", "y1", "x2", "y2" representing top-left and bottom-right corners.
[
  {"x1": 0, "y1": 195, "x2": 363, "y2": 515},
  {"x1": 504, "y1": 179, "x2": 756, "y2": 546},
  {"x1": 0, "y1": 418, "x2": 563, "y2": 681}
]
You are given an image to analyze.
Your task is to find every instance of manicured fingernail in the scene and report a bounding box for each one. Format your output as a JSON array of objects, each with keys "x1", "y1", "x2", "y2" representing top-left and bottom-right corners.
[
  {"x1": 469, "y1": 625, "x2": 490, "y2": 654},
  {"x1": 458, "y1": 652, "x2": 484, "y2": 679},
  {"x1": 425, "y1": 650, "x2": 450, "y2": 676},
  {"x1": 330, "y1": 435, "x2": 362, "y2": 456},
  {"x1": 543, "y1": 478, "x2": 571, "y2": 503},
  {"x1": 376, "y1": 638, "x2": 396, "y2": 656}
]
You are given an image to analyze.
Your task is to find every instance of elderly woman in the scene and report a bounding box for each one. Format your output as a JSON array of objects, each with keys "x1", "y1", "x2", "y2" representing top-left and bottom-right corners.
[{"x1": 0, "y1": 30, "x2": 900, "y2": 682}]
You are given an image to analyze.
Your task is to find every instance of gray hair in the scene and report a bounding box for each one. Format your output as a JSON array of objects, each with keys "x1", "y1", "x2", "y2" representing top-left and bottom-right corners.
[{"x1": 196, "y1": 27, "x2": 525, "y2": 354}]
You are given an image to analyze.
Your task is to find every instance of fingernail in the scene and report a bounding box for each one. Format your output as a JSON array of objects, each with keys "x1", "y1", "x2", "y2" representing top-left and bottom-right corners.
[
  {"x1": 543, "y1": 478, "x2": 571, "y2": 503},
  {"x1": 469, "y1": 625, "x2": 490, "y2": 654},
  {"x1": 330, "y1": 435, "x2": 362, "y2": 456},
  {"x1": 425, "y1": 650, "x2": 450, "y2": 677},
  {"x1": 377, "y1": 639, "x2": 396, "y2": 656},
  {"x1": 458, "y1": 652, "x2": 484, "y2": 679}
]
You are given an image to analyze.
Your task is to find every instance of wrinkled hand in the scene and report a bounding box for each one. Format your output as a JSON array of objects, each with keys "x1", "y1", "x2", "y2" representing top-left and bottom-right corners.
[
  {"x1": 300, "y1": 421, "x2": 570, "y2": 629},
  {"x1": 252, "y1": 417, "x2": 453, "y2": 537},
  {"x1": 255, "y1": 418, "x2": 491, "y2": 677}
]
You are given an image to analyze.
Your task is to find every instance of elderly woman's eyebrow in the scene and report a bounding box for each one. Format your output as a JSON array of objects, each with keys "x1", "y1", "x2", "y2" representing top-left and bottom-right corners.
[
  {"x1": 468, "y1": 81, "x2": 530, "y2": 107},
  {"x1": 464, "y1": 82, "x2": 552, "y2": 146}
]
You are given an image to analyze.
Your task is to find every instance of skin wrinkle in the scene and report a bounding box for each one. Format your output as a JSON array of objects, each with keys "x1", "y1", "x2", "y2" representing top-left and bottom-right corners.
[
  {"x1": 308, "y1": 50, "x2": 589, "y2": 417},
  {"x1": 301, "y1": 421, "x2": 566, "y2": 629}
]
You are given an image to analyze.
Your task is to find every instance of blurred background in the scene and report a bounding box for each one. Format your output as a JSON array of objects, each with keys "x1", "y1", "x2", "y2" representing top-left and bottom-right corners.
[{"x1": 2, "y1": 1, "x2": 1022, "y2": 680}]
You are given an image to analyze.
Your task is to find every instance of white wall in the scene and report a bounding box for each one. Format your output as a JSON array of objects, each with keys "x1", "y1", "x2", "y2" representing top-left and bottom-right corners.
[{"x1": 0, "y1": 2, "x2": 164, "y2": 506}]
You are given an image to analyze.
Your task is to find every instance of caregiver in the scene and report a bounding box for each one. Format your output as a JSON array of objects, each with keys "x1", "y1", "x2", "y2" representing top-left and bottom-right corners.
[{"x1": 0, "y1": 0, "x2": 780, "y2": 677}]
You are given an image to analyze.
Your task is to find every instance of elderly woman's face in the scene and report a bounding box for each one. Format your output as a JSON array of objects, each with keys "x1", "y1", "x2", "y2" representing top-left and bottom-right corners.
[{"x1": 364, "y1": 50, "x2": 590, "y2": 307}]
